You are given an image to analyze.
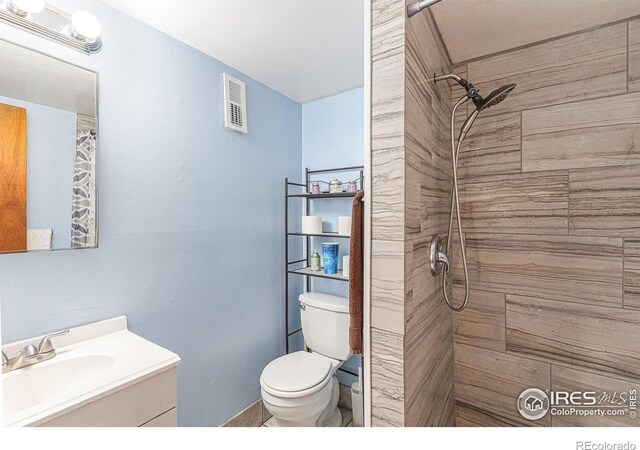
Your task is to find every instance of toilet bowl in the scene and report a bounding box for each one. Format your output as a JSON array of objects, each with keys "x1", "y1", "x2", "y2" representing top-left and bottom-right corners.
[{"x1": 260, "y1": 292, "x2": 350, "y2": 427}]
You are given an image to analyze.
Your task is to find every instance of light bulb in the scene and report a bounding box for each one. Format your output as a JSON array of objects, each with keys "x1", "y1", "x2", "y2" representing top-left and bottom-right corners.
[
  {"x1": 71, "y1": 10, "x2": 102, "y2": 41},
  {"x1": 7, "y1": 0, "x2": 45, "y2": 15}
]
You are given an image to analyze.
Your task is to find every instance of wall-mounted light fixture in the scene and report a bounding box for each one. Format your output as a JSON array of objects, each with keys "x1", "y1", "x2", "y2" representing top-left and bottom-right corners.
[
  {"x1": 63, "y1": 10, "x2": 102, "y2": 53},
  {"x1": 0, "y1": 1, "x2": 103, "y2": 54},
  {"x1": 6, "y1": 0, "x2": 45, "y2": 17}
]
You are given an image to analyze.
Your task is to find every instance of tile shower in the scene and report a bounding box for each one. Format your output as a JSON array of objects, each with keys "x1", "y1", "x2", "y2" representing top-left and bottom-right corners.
[{"x1": 371, "y1": 0, "x2": 640, "y2": 427}]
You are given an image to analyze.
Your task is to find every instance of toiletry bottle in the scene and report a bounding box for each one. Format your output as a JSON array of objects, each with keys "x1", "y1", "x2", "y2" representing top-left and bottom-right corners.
[{"x1": 310, "y1": 252, "x2": 321, "y2": 271}]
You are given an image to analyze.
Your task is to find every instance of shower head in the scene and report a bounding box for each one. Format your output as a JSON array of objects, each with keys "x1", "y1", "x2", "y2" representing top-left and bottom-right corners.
[
  {"x1": 472, "y1": 84, "x2": 517, "y2": 112},
  {"x1": 407, "y1": 0, "x2": 443, "y2": 18},
  {"x1": 433, "y1": 74, "x2": 517, "y2": 138},
  {"x1": 460, "y1": 83, "x2": 517, "y2": 139}
]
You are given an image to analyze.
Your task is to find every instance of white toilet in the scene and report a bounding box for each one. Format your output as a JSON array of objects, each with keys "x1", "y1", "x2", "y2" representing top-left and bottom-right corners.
[{"x1": 260, "y1": 292, "x2": 351, "y2": 427}]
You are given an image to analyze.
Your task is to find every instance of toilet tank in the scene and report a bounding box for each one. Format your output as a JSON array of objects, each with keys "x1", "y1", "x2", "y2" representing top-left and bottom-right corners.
[{"x1": 299, "y1": 292, "x2": 351, "y2": 361}]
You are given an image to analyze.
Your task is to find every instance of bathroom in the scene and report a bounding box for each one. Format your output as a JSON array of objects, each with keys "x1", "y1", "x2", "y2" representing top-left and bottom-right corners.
[{"x1": 1, "y1": 0, "x2": 639, "y2": 448}]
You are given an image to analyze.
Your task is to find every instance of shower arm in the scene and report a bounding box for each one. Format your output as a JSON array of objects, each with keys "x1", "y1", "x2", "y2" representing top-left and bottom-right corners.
[
  {"x1": 442, "y1": 94, "x2": 473, "y2": 312},
  {"x1": 434, "y1": 73, "x2": 463, "y2": 84}
]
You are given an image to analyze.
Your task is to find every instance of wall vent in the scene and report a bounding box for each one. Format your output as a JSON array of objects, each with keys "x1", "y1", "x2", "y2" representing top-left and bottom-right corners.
[{"x1": 223, "y1": 73, "x2": 248, "y2": 134}]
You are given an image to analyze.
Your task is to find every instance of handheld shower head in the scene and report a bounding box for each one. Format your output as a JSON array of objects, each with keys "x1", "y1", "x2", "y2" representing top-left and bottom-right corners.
[
  {"x1": 460, "y1": 84, "x2": 516, "y2": 139},
  {"x1": 472, "y1": 84, "x2": 517, "y2": 112},
  {"x1": 433, "y1": 74, "x2": 517, "y2": 138}
]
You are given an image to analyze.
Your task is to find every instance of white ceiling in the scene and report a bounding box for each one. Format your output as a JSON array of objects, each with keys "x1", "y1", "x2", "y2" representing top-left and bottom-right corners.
[
  {"x1": 430, "y1": 0, "x2": 640, "y2": 63},
  {"x1": 100, "y1": 0, "x2": 364, "y2": 104}
]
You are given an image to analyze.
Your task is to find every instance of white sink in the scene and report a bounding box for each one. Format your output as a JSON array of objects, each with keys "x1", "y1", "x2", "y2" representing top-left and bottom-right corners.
[
  {"x1": 4, "y1": 355, "x2": 115, "y2": 416},
  {"x1": 2, "y1": 317, "x2": 180, "y2": 427}
]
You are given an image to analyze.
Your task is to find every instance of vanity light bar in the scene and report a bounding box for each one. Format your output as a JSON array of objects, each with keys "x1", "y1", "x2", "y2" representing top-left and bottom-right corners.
[
  {"x1": 6, "y1": 0, "x2": 45, "y2": 16},
  {"x1": 0, "y1": 2, "x2": 102, "y2": 54}
]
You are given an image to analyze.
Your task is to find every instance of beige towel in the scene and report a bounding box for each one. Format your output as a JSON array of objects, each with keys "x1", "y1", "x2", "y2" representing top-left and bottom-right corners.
[{"x1": 349, "y1": 190, "x2": 365, "y2": 355}]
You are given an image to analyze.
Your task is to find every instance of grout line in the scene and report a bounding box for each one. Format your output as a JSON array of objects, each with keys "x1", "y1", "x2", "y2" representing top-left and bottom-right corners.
[
  {"x1": 454, "y1": 280, "x2": 626, "y2": 312},
  {"x1": 458, "y1": 230, "x2": 626, "y2": 244},
  {"x1": 623, "y1": 238, "x2": 626, "y2": 308},
  {"x1": 628, "y1": 20, "x2": 630, "y2": 94},
  {"x1": 488, "y1": 90, "x2": 635, "y2": 122},
  {"x1": 455, "y1": 15, "x2": 639, "y2": 66},
  {"x1": 567, "y1": 170, "x2": 571, "y2": 236},
  {"x1": 525, "y1": 293, "x2": 628, "y2": 313},
  {"x1": 426, "y1": 7, "x2": 454, "y2": 68},
  {"x1": 465, "y1": 160, "x2": 640, "y2": 181},
  {"x1": 447, "y1": 229, "x2": 612, "y2": 239}
]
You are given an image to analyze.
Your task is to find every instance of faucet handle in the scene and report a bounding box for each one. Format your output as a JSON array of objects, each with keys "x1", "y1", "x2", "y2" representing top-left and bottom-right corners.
[
  {"x1": 2, "y1": 351, "x2": 8, "y2": 367},
  {"x1": 37, "y1": 329, "x2": 70, "y2": 355},
  {"x1": 22, "y1": 344, "x2": 39, "y2": 360}
]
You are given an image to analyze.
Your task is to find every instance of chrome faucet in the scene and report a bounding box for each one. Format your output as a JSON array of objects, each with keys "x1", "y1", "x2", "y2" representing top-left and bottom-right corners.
[{"x1": 2, "y1": 329, "x2": 69, "y2": 374}]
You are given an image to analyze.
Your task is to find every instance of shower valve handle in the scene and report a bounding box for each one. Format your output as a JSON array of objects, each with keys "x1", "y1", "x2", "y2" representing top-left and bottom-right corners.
[{"x1": 429, "y1": 235, "x2": 451, "y2": 277}]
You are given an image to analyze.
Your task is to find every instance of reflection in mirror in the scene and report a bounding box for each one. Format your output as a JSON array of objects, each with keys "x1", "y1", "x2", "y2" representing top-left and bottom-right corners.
[{"x1": 0, "y1": 39, "x2": 97, "y2": 254}]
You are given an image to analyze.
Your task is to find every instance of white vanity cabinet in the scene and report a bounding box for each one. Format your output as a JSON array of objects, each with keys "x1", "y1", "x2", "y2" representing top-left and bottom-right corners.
[
  {"x1": 3, "y1": 317, "x2": 181, "y2": 428},
  {"x1": 39, "y1": 368, "x2": 178, "y2": 427}
]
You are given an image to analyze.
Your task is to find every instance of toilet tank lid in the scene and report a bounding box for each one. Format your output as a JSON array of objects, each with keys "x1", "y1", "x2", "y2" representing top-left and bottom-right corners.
[{"x1": 299, "y1": 292, "x2": 348, "y2": 313}]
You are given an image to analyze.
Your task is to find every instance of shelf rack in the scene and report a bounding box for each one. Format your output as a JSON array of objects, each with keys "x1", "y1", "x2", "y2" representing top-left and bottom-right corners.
[{"x1": 284, "y1": 166, "x2": 364, "y2": 378}]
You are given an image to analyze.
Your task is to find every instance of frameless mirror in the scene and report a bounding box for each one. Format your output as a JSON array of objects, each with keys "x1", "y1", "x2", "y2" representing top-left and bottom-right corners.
[{"x1": 0, "y1": 39, "x2": 98, "y2": 254}]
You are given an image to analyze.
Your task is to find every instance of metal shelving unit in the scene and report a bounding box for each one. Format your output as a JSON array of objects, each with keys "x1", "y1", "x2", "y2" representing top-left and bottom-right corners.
[{"x1": 284, "y1": 166, "x2": 364, "y2": 378}]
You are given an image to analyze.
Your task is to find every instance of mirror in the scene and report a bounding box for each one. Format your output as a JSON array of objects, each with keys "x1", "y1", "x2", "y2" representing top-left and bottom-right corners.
[{"x1": 0, "y1": 39, "x2": 97, "y2": 254}]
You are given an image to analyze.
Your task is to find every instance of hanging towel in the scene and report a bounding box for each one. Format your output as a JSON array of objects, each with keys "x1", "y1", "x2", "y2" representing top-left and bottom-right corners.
[
  {"x1": 349, "y1": 190, "x2": 365, "y2": 355},
  {"x1": 27, "y1": 229, "x2": 53, "y2": 251}
]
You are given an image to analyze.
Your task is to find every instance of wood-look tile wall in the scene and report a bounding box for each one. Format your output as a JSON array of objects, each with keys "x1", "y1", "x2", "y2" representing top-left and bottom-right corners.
[
  {"x1": 370, "y1": 0, "x2": 455, "y2": 426},
  {"x1": 371, "y1": 0, "x2": 406, "y2": 426},
  {"x1": 452, "y1": 18, "x2": 640, "y2": 427}
]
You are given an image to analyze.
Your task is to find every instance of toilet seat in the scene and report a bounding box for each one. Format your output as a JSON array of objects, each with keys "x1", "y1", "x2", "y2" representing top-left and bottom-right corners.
[{"x1": 260, "y1": 352, "x2": 333, "y2": 398}]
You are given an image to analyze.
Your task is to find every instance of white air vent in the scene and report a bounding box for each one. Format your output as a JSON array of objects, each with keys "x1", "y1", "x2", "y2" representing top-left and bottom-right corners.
[{"x1": 223, "y1": 73, "x2": 248, "y2": 134}]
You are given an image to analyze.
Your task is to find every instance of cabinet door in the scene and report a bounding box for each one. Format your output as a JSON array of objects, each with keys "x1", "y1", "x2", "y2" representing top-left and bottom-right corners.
[{"x1": 0, "y1": 103, "x2": 27, "y2": 253}]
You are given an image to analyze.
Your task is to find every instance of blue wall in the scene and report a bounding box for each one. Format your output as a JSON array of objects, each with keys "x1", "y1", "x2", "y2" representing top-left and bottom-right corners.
[
  {"x1": 302, "y1": 88, "x2": 364, "y2": 171},
  {"x1": 301, "y1": 87, "x2": 364, "y2": 386},
  {"x1": 0, "y1": 96, "x2": 76, "y2": 250},
  {"x1": 0, "y1": 0, "x2": 301, "y2": 427}
]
